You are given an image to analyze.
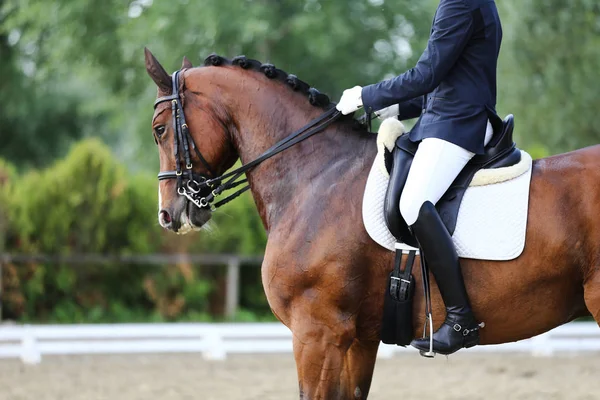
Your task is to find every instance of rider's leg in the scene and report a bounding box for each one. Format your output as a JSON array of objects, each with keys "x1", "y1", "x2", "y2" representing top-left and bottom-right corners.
[
  {"x1": 399, "y1": 137, "x2": 475, "y2": 225},
  {"x1": 399, "y1": 137, "x2": 480, "y2": 355},
  {"x1": 399, "y1": 119, "x2": 493, "y2": 226}
]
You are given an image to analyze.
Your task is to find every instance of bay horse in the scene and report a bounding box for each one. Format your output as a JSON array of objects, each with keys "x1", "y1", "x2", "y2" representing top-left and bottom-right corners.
[{"x1": 144, "y1": 48, "x2": 600, "y2": 399}]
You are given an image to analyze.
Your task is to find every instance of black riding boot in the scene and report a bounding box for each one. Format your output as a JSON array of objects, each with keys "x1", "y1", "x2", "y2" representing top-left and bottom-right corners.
[{"x1": 409, "y1": 201, "x2": 480, "y2": 355}]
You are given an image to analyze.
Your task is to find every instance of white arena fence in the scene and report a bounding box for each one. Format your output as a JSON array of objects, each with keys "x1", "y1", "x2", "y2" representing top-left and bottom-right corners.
[{"x1": 0, "y1": 321, "x2": 598, "y2": 364}]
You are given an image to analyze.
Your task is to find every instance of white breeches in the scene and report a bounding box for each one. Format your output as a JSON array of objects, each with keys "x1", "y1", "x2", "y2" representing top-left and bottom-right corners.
[{"x1": 399, "y1": 121, "x2": 494, "y2": 226}]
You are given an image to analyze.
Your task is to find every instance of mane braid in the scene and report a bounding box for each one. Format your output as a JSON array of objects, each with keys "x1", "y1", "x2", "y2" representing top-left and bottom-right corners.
[{"x1": 203, "y1": 53, "x2": 332, "y2": 109}]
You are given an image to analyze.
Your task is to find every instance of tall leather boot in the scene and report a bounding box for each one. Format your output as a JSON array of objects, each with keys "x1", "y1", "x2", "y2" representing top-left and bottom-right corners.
[{"x1": 409, "y1": 201, "x2": 480, "y2": 355}]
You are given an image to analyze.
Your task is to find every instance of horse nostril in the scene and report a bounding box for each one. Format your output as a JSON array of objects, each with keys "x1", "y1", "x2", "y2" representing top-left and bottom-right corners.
[{"x1": 159, "y1": 210, "x2": 172, "y2": 226}]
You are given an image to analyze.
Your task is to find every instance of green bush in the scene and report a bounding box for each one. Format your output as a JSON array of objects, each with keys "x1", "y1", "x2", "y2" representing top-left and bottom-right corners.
[
  {"x1": 4, "y1": 138, "x2": 160, "y2": 254},
  {"x1": 0, "y1": 139, "x2": 268, "y2": 323},
  {"x1": 0, "y1": 159, "x2": 16, "y2": 253}
]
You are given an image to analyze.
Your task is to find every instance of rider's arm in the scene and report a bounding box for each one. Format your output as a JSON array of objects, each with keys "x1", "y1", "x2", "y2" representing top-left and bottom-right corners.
[
  {"x1": 361, "y1": 0, "x2": 474, "y2": 113},
  {"x1": 398, "y1": 96, "x2": 424, "y2": 120},
  {"x1": 374, "y1": 96, "x2": 423, "y2": 120}
]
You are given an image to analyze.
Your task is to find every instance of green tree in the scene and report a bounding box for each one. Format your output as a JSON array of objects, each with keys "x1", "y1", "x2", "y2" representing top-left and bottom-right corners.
[
  {"x1": 0, "y1": 0, "x2": 89, "y2": 167},
  {"x1": 0, "y1": 140, "x2": 231, "y2": 322},
  {"x1": 1, "y1": 0, "x2": 434, "y2": 170},
  {"x1": 497, "y1": 0, "x2": 600, "y2": 155}
]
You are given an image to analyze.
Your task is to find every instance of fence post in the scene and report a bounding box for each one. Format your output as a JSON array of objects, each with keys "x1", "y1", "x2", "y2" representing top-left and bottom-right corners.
[
  {"x1": 21, "y1": 325, "x2": 41, "y2": 364},
  {"x1": 225, "y1": 258, "x2": 240, "y2": 320},
  {"x1": 203, "y1": 330, "x2": 227, "y2": 361}
]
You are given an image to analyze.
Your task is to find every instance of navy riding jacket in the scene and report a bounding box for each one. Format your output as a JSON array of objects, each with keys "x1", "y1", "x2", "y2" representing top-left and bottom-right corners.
[{"x1": 361, "y1": 0, "x2": 503, "y2": 155}]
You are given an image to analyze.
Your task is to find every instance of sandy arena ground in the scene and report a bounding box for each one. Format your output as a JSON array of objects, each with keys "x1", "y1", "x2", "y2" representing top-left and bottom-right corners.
[{"x1": 1, "y1": 352, "x2": 599, "y2": 400}]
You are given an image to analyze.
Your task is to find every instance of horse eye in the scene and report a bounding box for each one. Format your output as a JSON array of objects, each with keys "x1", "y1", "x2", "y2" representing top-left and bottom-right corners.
[{"x1": 154, "y1": 125, "x2": 166, "y2": 137}]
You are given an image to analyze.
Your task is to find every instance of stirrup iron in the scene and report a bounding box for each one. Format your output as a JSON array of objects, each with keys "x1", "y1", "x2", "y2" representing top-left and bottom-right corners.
[
  {"x1": 419, "y1": 252, "x2": 436, "y2": 358},
  {"x1": 420, "y1": 311, "x2": 435, "y2": 358}
]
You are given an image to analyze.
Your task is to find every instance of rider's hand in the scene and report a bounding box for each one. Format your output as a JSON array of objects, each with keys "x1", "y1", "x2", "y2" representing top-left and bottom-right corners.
[
  {"x1": 374, "y1": 104, "x2": 400, "y2": 120},
  {"x1": 336, "y1": 86, "x2": 363, "y2": 115}
]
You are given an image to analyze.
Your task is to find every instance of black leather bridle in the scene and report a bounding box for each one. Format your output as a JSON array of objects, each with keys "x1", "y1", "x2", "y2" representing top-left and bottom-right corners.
[
  {"x1": 154, "y1": 70, "x2": 218, "y2": 209},
  {"x1": 154, "y1": 69, "x2": 341, "y2": 211}
]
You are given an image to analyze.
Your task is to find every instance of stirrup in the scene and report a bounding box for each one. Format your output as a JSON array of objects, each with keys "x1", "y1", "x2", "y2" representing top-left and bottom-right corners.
[{"x1": 419, "y1": 311, "x2": 435, "y2": 358}]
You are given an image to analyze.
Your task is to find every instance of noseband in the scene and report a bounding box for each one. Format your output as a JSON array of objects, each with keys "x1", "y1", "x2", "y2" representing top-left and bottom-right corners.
[{"x1": 153, "y1": 69, "x2": 342, "y2": 211}]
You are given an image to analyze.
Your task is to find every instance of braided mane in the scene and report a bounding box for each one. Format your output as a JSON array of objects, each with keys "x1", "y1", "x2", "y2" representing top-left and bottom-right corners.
[{"x1": 203, "y1": 54, "x2": 332, "y2": 109}]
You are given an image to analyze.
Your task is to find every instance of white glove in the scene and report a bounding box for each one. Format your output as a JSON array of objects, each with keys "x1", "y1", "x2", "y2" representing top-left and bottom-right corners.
[
  {"x1": 336, "y1": 86, "x2": 363, "y2": 115},
  {"x1": 374, "y1": 104, "x2": 399, "y2": 120}
]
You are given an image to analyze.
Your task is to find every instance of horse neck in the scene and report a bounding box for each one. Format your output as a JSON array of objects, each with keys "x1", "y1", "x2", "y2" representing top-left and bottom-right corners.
[{"x1": 217, "y1": 70, "x2": 375, "y2": 230}]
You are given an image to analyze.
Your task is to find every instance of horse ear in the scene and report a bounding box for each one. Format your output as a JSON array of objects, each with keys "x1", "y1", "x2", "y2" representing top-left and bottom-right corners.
[
  {"x1": 181, "y1": 56, "x2": 193, "y2": 69},
  {"x1": 144, "y1": 47, "x2": 171, "y2": 93}
]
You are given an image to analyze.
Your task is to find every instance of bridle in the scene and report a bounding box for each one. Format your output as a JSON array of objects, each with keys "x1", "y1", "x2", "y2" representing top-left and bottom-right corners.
[
  {"x1": 153, "y1": 69, "x2": 342, "y2": 211},
  {"x1": 154, "y1": 70, "x2": 217, "y2": 209}
]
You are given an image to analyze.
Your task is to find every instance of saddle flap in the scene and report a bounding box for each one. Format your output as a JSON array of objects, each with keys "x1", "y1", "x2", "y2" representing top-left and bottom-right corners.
[{"x1": 383, "y1": 139, "x2": 419, "y2": 247}]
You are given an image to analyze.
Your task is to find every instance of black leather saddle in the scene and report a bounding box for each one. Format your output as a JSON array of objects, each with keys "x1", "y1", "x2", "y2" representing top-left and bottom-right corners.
[{"x1": 383, "y1": 114, "x2": 520, "y2": 247}]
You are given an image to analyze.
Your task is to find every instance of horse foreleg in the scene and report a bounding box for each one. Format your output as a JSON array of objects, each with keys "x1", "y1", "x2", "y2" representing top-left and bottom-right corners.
[
  {"x1": 292, "y1": 327, "x2": 379, "y2": 399},
  {"x1": 262, "y1": 246, "x2": 382, "y2": 399},
  {"x1": 583, "y1": 267, "x2": 600, "y2": 322}
]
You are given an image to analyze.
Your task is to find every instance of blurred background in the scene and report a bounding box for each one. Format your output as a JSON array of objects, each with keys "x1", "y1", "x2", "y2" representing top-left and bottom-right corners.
[
  {"x1": 2, "y1": 0, "x2": 598, "y2": 325},
  {"x1": 0, "y1": 1, "x2": 599, "y2": 398}
]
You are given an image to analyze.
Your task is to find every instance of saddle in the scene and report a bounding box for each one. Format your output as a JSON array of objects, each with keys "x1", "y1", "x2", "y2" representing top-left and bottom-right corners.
[{"x1": 383, "y1": 114, "x2": 519, "y2": 247}]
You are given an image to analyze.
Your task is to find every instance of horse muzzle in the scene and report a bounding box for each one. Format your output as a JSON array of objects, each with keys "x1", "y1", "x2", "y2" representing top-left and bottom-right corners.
[{"x1": 158, "y1": 196, "x2": 212, "y2": 234}]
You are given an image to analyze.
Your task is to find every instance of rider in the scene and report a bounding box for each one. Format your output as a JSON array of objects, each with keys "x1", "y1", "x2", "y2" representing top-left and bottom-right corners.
[{"x1": 337, "y1": 0, "x2": 502, "y2": 355}]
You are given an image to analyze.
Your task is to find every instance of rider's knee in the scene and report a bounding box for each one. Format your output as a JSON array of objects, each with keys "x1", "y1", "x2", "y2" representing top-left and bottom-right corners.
[{"x1": 399, "y1": 194, "x2": 422, "y2": 226}]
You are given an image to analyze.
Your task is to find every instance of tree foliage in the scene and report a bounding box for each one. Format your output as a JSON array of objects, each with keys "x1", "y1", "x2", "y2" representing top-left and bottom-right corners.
[
  {"x1": 0, "y1": 0, "x2": 86, "y2": 167},
  {"x1": 0, "y1": 139, "x2": 269, "y2": 322},
  {"x1": 496, "y1": 0, "x2": 600, "y2": 155},
  {"x1": 1, "y1": 0, "x2": 433, "y2": 169},
  {"x1": 2, "y1": 0, "x2": 597, "y2": 162}
]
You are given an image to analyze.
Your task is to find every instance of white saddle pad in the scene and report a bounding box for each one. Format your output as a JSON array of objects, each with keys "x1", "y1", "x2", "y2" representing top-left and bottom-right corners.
[{"x1": 362, "y1": 149, "x2": 533, "y2": 261}]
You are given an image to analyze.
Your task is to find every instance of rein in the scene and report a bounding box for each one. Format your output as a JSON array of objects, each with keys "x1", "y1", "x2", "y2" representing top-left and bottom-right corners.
[{"x1": 154, "y1": 69, "x2": 342, "y2": 210}]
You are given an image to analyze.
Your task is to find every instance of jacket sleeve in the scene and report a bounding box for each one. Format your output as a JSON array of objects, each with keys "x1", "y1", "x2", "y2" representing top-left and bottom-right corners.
[
  {"x1": 362, "y1": 0, "x2": 474, "y2": 112},
  {"x1": 397, "y1": 96, "x2": 424, "y2": 120}
]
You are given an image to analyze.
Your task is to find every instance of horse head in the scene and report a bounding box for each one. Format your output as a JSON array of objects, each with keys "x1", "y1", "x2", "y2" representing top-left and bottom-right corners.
[{"x1": 144, "y1": 48, "x2": 238, "y2": 233}]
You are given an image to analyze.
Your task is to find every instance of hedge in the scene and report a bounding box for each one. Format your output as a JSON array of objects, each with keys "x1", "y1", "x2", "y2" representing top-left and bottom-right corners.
[{"x1": 0, "y1": 139, "x2": 270, "y2": 322}]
